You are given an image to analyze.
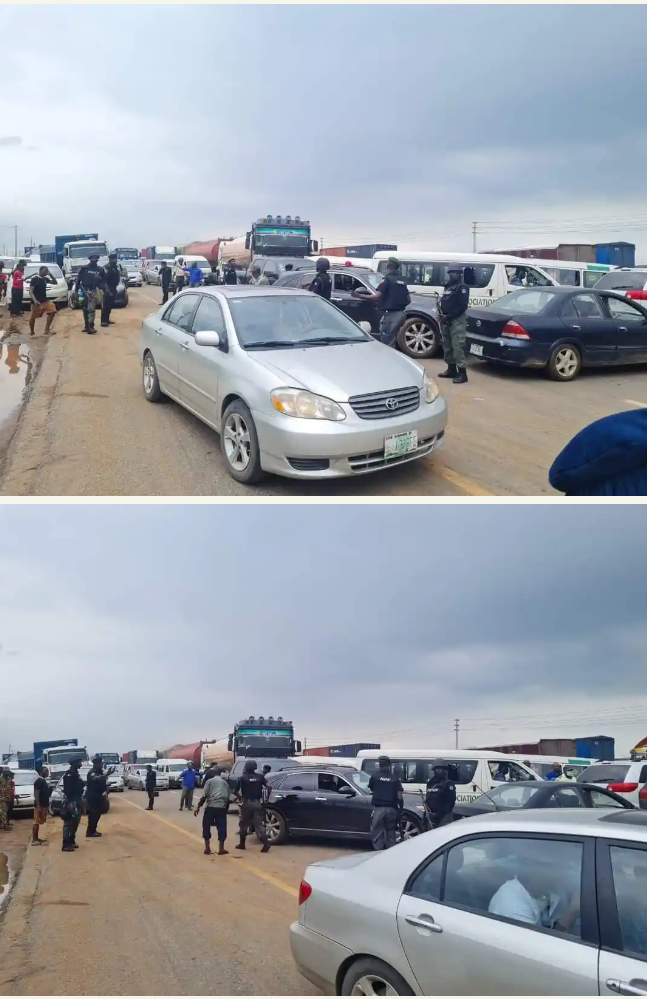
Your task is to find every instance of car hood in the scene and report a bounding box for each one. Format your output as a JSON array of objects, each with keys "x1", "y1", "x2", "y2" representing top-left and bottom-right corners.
[{"x1": 252, "y1": 340, "x2": 423, "y2": 402}]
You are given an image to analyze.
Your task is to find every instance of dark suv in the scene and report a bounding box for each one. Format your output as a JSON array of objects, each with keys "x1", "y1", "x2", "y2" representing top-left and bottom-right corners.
[{"x1": 274, "y1": 265, "x2": 441, "y2": 359}]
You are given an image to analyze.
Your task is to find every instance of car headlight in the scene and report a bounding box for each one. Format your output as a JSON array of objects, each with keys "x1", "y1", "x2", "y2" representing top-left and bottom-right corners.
[
  {"x1": 271, "y1": 388, "x2": 346, "y2": 422},
  {"x1": 422, "y1": 371, "x2": 439, "y2": 404}
]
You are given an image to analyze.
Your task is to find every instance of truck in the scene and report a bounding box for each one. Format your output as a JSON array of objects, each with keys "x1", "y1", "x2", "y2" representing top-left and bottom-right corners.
[
  {"x1": 227, "y1": 716, "x2": 301, "y2": 761},
  {"x1": 55, "y1": 234, "x2": 109, "y2": 286},
  {"x1": 217, "y1": 216, "x2": 317, "y2": 279},
  {"x1": 123, "y1": 749, "x2": 158, "y2": 765},
  {"x1": 142, "y1": 245, "x2": 176, "y2": 261},
  {"x1": 95, "y1": 752, "x2": 121, "y2": 766},
  {"x1": 34, "y1": 741, "x2": 89, "y2": 785},
  {"x1": 113, "y1": 248, "x2": 140, "y2": 264}
]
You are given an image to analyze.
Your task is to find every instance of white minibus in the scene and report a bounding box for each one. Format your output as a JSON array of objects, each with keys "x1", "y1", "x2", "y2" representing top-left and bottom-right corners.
[{"x1": 523, "y1": 259, "x2": 612, "y2": 289}]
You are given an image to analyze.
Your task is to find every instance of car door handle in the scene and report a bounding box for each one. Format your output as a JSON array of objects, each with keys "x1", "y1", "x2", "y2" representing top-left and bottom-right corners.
[
  {"x1": 154, "y1": 327, "x2": 163, "y2": 335},
  {"x1": 315, "y1": 796, "x2": 328, "y2": 802},
  {"x1": 571, "y1": 325, "x2": 582, "y2": 330},
  {"x1": 405, "y1": 914, "x2": 443, "y2": 934},
  {"x1": 331, "y1": 296, "x2": 343, "y2": 302},
  {"x1": 618, "y1": 326, "x2": 628, "y2": 332},
  {"x1": 607, "y1": 980, "x2": 647, "y2": 996},
  {"x1": 180, "y1": 341, "x2": 190, "y2": 350}
]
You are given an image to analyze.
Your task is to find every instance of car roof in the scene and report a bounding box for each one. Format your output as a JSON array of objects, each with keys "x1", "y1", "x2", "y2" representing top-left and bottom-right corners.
[{"x1": 182, "y1": 286, "x2": 312, "y2": 299}]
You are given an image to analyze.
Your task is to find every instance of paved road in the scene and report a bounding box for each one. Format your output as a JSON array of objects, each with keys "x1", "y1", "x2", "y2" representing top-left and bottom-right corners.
[
  {"x1": 0, "y1": 789, "x2": 356, "y2": 996},
  {"x1": 1, "y1": 288, "x2": 645, "y2": 496}
]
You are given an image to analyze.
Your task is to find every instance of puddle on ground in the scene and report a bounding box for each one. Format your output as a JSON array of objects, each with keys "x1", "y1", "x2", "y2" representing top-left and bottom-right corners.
[{"x1": 0, "y1": 326, "x2": 34, "y2": 426}]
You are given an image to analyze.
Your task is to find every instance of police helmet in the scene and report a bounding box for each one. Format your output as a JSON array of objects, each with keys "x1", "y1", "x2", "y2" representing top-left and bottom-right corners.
[
  {"x1": 108, "y1": 251, "x2": 117, "y2": 259},
  {"x1": 316, "y1": 257, "x2": 330, "y2": 273},
  {"x1": 447, "y1": 264, "x2": 463, "y2": 275},
  {"x1": 89, "y1": 253, "x2": 100, "y2": 260},
  {"x1": 243, "y1": 760, "x2": 257, "y2": 774},
  {"x1": 431, "y1": 759, "x2": 448, "y2": 771}
]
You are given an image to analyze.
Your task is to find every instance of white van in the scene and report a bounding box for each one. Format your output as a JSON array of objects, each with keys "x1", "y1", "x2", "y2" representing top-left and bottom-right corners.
[
  {"x1": 296, "y1": 755, "x2": 359, "y2": 768},
  {"x1": 522, "y1": 259, "x2": 613, "y2": 290},
  {"x1": 513, "y1": 755, "x2": 596, "y2": 779},
  {"x1": 156, "y1": 758, "x2": 188, "y2": 788},
  {"x1": 370, "y1": 251, "x2": 556, "y2": 307},
  {"x1": 356, "y1": 749, "x2": 538, "y2": 803},
  {"x1": 174, "y1": 254, "x2": 210, "y2": 278}
]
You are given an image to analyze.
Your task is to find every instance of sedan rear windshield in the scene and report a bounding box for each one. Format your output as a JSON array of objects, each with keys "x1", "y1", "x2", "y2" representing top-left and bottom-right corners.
[
  {"x1": 492, "y1": 289, "x2": 558, "y2": 314},
  {"x1": 594, "y1": 271, "x2": 647, "y2": 291},
  {"x1": 579, "y1": 764, "x2": 629, "y2": 783},
  {"x1": 229, "y1": 294, "x2": 372, "y2": 349}
]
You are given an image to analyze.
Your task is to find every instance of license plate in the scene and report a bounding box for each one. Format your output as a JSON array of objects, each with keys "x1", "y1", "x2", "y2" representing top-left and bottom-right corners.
[
  {"x1": 470, "y1": 343, "x2": 484, "y2": 357},
  {"x1": 384, "y1": 430, "x2": 418, "y2": 458}
]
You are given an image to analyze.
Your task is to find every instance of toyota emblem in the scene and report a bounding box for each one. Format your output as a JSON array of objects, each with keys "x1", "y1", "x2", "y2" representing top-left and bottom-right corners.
[
  {"x1": 476, "y1": 320, "x2": 482, "y2": 327},
  {"x1": 385, "y1": 398, "x2": 399, "y2": 411}
]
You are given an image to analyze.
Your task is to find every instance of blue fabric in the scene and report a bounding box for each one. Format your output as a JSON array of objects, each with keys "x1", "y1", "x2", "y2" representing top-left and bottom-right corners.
[
  {"x1": 188, "y1": 266, "x2": 202, "y2": 287},
  {"x1": 545, "y1": 771, "x2": 559, "y2": 781},
  {"x1": 181, "y1": 769, "x2": 199, "y2": 788},
  {"x1": 549, "y1": 409, "x2": 647, "y2": 496}
]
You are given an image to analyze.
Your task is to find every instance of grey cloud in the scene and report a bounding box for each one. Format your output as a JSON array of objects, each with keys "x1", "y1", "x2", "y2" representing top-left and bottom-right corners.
[{"x1": 0, "y1": 136, "x2": 22, "y2": 147}]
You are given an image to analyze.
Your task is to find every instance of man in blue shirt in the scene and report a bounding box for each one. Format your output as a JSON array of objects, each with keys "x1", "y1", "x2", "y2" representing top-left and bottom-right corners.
[
  {"x1": 545, "y1": 763, "x2": 563, "y2": 781},
  {"x1": 188, "y1": 262, "x2": 203, "y2": 288},
  {"x1": 179, "y1": 762, "x2": 200, "y2": 811}
]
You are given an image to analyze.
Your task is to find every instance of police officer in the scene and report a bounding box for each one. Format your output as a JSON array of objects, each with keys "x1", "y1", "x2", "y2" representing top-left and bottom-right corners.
[
  {"x1": 85, "y1": 755, "x2": 108, "y2": 838},
  {"x1": 425, "y1": 760, "x2": 456, "y2": 828},
  {"x1": 235, "y1": 760, "x2": 270, "y2": 853},
  {"x1": 101, "y1": 252, "x2": 120, "y2": 327},
  {"x1": 309, "y1": 257, "x2": 332, "y2": 300},
  {"x1": 223, "y1": 259, "x2": 238, "y2": 285},
  {"x1": 438, "y1": 265, "x2": 470, "y2": 384},
  {"x1": 352, "y1": 256, "x2": 410, "y2": 347},
  {"x1": 61, "y1": 758, "x2": 85, "y2": 851},
  {"x1": 368, "y1": 756, "x2": 403, "y2": 850}
]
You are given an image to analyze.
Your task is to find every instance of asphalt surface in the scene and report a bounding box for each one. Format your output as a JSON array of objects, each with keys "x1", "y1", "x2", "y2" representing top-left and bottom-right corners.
[
  {"x1": 1, "y1": 287, "x2": 646, "y2": 496},
  {"x1": 0, "y1": 788, "x2": 358, "y2": 996}
]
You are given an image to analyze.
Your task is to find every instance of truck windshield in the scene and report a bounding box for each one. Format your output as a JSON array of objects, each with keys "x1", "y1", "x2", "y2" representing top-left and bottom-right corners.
[
  {"x1": 236, "y1": 733, "x2": 292, "y2": 753},
  {"x1": 70, "y1": 243, "x2": 107, "y2": 259},
  {"x1": 47, "y1": 749, "x2": 88, "y2": 765},
  {"x1": 254, "y1": 229, "x2": 310, "y2": 255},
  {"x1": 116, "y1": 249, "x2": 138, "y2": 260}
]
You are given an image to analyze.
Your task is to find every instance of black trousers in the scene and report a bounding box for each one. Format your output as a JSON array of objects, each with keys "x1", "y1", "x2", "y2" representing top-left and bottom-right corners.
[
  {"x1": 162, "y1": 284, "x2": 171, "y2": 304},
  {"x1": 63, "y1": 811, "x2": 80, "y2": 847},
  {"x1": 203, "y1": 807, "x2": 227, "y2": 843},
  {"x1": 101, "y1": 291, "x2": 115, "y2": 324},
  {"x1": 239, "y1": 800, "x2": 267, "y2": 844},
  {"x1": 147, "y1": 790, "x2": 155, "y2": 808},
  {"x1": 86, "y1": 805, "x2": 102, "y2": 835},
  {"x1": 10, "y1": 288, "x2": 23, "y2": 315}
]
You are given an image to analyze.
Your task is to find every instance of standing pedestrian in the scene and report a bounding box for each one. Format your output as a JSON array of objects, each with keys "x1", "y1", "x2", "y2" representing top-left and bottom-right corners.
[
  {"x1": 85, "y1": 756, "x2": 108, "y2": 838},
  {"x1": 28, "y1": 266, "x2": 57, "y2": 337},
  {"x1": 262, "y1": 765, "x2": 272, "y2": 776},
  {"x1": 174, "y1": 258, "x2": 187, "y2": 293},
  {"x1": 194, "y1": 767, "x2": 230, "y2": 856},
  {"x1": 351, "y1": 256, "x2": 410, "y2": 347},
  {"x1": 145, "y1": 765, "x2": 157, "y2": 809},
  {"x1": 0, "y1": 769, "x2": 13, "y2": 831},
  {"x1": 235, "y1": 760, "x2": 270, "y2": 853},
  {"x1": 438, "y1": 264, "x2": 470, "y2": 384},
  {"x1": 545, "y1": 763, "x2": 563, "y2": 781},
  {"x1": 368, "y1": 755, "x2": 403, "y2": 850},
  {"x1": 223, "y1": 259, "x2": 238, "y2": 285},
  {"x1": 188, "y1": 261, "x2": 203, "y2": 287},
  {"x1": 9, "y1": 261, "x2": 26, "y2": 316},
  {"x1": 425, "y1": 761, "x2": 456, "y2": 828},
  {"x1": 74, "y1": 253, "x2": 106, "y2": 334},
  {"x1": 32, "y1": 765, "x2": 51, "y2": 845},
  {"x1": 61, "y1": 759, "x2": 84, "y2": 852},
  {"x1": 0, "y1": 261, "x2": 7, "y2": 305},
  {"x1": 309, "y1": 257, "x2": 332, "y2": 300},
  {"x1": 160, "y1": 261, "x2": 172, "y2": 304},
  {"x1": 101, "y1": 252, "x2": 121, "y2": 328},
  {"x1": 179, "y1": 761, "x2": 199, "y2": 812}
]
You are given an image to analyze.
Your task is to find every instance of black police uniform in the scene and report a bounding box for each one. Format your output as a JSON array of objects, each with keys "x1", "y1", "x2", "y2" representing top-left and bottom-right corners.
[
  {"x1": 145, "y1": 768, "x2": 157, "y2": 809},
  {"x1": 309, "y1": 272, "x2": 332, "y2": 301},
  {"x1": 160, "y1": 266, "x2": 173, "y2": 302},
  {"x1": 223, "y1": 265, "x2": 238, "y2": 286},
  {"x1": 235, "y1": 772, "x2": 270, "y2": 850},
  {"x1": 62, "y1": 766, "x2": 85, "y2": 850},
  {"x1": 85, "y1": 767, "x2": 108, "y2": 836},
  {"x1": 376, "y1": 273, "x2": 411, "y2": 347},
  {"x1": 439, "y1": 274, "x2": 470, "y2": 378},
  {"x1": 368, "y1": 769, "x2": 403, "y2": 849},
  {"x1": 425, "y1": 771, "x2": 456, "y2": 828},
  {"x1": 101, "y1": 262, "x2": 121, "y2": 326}
]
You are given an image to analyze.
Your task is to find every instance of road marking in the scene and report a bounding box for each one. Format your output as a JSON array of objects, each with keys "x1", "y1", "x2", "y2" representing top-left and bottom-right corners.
[
  {"x1": 435, "y1": 465, "x2": 494, "y2": 496},
  {"x1": 122, "y1": 797, "x2": 298, "y2": 898},
  {"x1": 625, "y1": 399, "x2": 647, "y2": 409}
]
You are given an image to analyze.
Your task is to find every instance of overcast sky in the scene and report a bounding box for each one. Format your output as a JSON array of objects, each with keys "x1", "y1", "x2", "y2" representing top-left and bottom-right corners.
[
  {"x1": 1, "y1": 504, "x2": 646, "y2": 758},
  {"x1": 1, "y1": 5, "x2": 647, "y2": 258}
]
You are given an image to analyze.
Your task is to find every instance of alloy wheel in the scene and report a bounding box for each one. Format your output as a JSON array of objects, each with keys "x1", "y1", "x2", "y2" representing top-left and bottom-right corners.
[
  {"x1": 264, "y1": 811, "x2": 282, "y2": 843},
  {"x1": 398, "y1": 818, "x2": 420, "y2": 841},
  {"x1": 143, "y1": 356, "x2": 156, "y2": 396},
  {"x1": 352, "y1": 976, "x2": 400, "y2": 996},
  {"x1": 554, "y1": 347, "x2": 579, "y2": 378},
  {"x1": 223, "y1": 412, "x2": 251, "y2": 471},
  {"x1": 403, "y1": 320, "x2": 436, "y2": 355}
]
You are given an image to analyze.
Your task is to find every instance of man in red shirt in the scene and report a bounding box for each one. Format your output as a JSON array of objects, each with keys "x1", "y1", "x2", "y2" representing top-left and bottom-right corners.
[{"x1": 9, "y1": 261, "x2": 25, "y2": 316}]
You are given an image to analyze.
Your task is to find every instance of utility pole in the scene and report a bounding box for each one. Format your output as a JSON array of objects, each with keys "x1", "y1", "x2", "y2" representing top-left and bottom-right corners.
[
  {"x1": 454, "y1": 718, "x2": 460, "y2": 749},
  {"x1": 471, "y1": 222, "x2": 478, "y2": 253}
]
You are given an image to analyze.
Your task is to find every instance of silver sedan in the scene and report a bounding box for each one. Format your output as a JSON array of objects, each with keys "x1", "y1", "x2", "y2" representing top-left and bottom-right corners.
[
  {"x1": 139, "y1": 287, "x2": 447, "y2": 484},
  {"x1": 291, "y1": 808, "x2": 647, "y2": 996}
]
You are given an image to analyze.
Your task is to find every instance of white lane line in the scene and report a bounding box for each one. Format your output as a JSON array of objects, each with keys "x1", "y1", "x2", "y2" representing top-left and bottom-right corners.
[{"x1": 624, "y1": 400, "x2": 647, "y2": 409}]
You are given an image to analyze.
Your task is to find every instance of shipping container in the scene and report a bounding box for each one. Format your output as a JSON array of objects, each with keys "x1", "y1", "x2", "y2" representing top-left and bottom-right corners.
[
  {"x1": 575, "y1": 735, "x2": 615, "y2": 761},
  {"x1": 476, "y1": 738, "x2": 576, "y2": 756},
  {"x1": 304, "y1": 747, "x2": 331, "y2": 756},
  {"x1": 595, "y1": 242, "x2": 635, "y2": 268},
  {"x1": 320, "y1": 246, "x2": 348, "y2": 257},
  {"x1": 329, "y1": 742, "x2": 381, "y2": 756},
  {"x1": 345, "y1": 244, "x2": 397, "y2": 258}
]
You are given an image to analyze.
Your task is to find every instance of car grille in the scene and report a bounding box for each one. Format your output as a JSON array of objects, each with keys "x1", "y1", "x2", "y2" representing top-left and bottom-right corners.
[
  {"x1": 348, "y1": 386, "x2": 420, "y2": 420},
  {"x1": 349, "y1": 432, "x2": 443, "y2": 473},
  {"x1": 287, "y1": 458, "x2": 331, "y2": 472}
]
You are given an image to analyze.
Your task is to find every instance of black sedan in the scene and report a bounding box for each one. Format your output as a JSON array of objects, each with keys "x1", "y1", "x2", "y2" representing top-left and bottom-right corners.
[
  {"x1": 465, "y1": 285, "x2": 647, "y2": 381},
  {"x1": 274, "y1": 265, "x2": 441, "y2": 359},
  {"x1": 262, "y1": 766, "x2": 426, "y2": 846},
  {"x1": 453, "y1": 781, "x2": 634, "y2": 821}
]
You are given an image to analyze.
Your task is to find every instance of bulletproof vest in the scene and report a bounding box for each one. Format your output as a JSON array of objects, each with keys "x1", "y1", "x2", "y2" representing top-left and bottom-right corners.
[{"x1": 381, "y1": 272, "x2": 410, "y2": 311}]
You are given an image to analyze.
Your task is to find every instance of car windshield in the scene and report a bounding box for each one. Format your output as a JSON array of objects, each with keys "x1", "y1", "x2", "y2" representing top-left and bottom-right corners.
[
  {"x1": 229, "y1": 294, "x2": 372, "y2": 349},
  {"x1": 13, "y1": 771, "x2": 38, "y2": 785},
  {"x1": 70, "y1": 243, "x2": 107, "y2": 259},
  {"x1": 579, "y1": 764, "x2": 629, "y2": 783},
  {"x1": 594, "y1": 270, "x2": 647, "y2": 291},
  {"x1": 168, "y1": 763, "x2": 186, "y2": 772},
  {"x1": 492, "y1": 289, "x2": 558, "y2": 315},
  {"x1": 24, "y1": 264, "x2": 63, "y2": 279},
  {"x1": 349, "y1": 771, "x2": 371, "y2": 792}
]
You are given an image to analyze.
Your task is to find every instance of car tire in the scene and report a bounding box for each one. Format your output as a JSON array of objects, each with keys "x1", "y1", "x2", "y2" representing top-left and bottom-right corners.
[
  {"x1": 220, "y1": 399, "x2": 265, "y2": 484},
  {"x1": 341, "y1": 958, "x2": 414, "y2": 997},
  {"x1": 142, "y1": 351, "x2": 164, "y2": 403},
  {"x1": 397, "y1": 316, "x2": 440, "y2": 359},
  {"x1": 547, "y1": 343, "x2": 581, "y2": 382},
  {"x1": 398, "y1": 814, "x2": 423, "y2": 841},
  {"x1": 262, "y1": 808, "x2": 287, "y2": 845}
]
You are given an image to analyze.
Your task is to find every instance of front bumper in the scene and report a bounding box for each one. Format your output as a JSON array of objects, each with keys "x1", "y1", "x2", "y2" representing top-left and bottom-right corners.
[
  {"x1": 466, "y1": 333, "x2": 548, "y2": 369},
  {"x1": 289, "y1": 921, "x2": 353, "y2": 996},
  {"x1": 12, "y1": 796, "x2": 35, "y2": 811},
  {"x1": 254, "y1": 395, "x2": 448, "y2": 479}
]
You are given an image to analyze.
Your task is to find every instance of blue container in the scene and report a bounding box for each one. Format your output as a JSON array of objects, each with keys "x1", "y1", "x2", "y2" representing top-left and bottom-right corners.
[
  {"x1": 328, "y1": 742, "x2": 380, "y2": 756},
  {"x1": 346, "y1": 244, "x2": 397, "y2": 258},
  {"x1": 575, "y1": 736, "x2": 615, "y2": 761},
  {"x1": 595, "y1": 242, "x2": 635, "y2": 268}
]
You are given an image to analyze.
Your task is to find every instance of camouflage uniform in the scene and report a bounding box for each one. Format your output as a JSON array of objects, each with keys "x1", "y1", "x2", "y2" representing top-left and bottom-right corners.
[{"x1": 0, "y1": 773, "x2": 11, "y2": 829}]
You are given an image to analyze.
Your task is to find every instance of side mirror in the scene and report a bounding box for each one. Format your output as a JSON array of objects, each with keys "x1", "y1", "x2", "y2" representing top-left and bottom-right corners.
[
  {"x1": 244, "y1": 234, "x2": 250, "y2": 250},
  {"x1": 295, "y1": 740, "x2": 302, "y2": 753},
  {"x1": 227, "y1": 736, "x2": 233, "y2": 752},
  {"x1": 358, "y1": 321, "x2": 372, "y2": 335},
  {"x1": 339, "y1": 786, "x2": 356, "y2": 796},
  {"x1": 195, "y1": 329, "x2": 221, "y2": 348},
  {"x1": 311, "y1": 240, "x2": 319, "y2": 253}
]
